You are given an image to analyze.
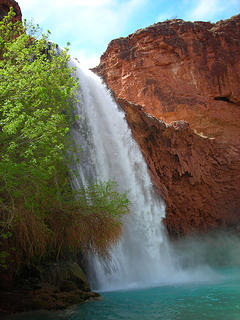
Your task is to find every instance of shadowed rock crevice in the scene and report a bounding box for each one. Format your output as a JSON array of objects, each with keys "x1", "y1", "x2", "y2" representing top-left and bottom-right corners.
[{"x1": 214, "y1": 96, "x2": 235, "y2": 104}]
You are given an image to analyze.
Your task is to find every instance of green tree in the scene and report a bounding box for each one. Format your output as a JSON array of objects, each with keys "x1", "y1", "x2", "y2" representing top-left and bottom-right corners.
[{"x1": 0, "y1": 9, "x2": 129, "y2": 272}]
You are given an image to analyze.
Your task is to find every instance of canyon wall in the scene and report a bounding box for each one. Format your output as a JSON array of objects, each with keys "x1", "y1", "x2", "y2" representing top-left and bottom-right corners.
[{"x1": 95, "y1": 15, "x2": 240, "y2": 237}]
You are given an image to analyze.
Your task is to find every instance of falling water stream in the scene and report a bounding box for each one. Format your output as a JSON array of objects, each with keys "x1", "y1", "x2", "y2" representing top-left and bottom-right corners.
[
  {"x1": 70, "y1": 58, "x2": 170, "y2": 291},
  {"x1": 69, "y1": 58, "x2": 220, "y2": 292}
]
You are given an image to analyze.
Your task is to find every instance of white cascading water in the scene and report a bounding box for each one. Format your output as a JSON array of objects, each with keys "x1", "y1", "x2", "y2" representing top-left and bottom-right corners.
[{"x1": 69, "y1": 57, "x2": 218, "y2": 291}]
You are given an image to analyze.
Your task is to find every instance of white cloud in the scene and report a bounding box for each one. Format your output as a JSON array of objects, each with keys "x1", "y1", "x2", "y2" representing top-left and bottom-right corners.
[
  {"x1": 184, "y1": 0, "x2": 240, "y2": 21},
  {"x1": 19, "y1": 0, "x2": 146, "y2": 68},
  {"x1": 188, "y1": 0, "x2": 223, "y2": 20},
  {"x1": 58, "y1": 0, "x2": 113, "y2": 7}
]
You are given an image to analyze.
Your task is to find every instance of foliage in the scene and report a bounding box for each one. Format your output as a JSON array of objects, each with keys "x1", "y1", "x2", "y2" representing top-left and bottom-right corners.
[
  {"x1": 0, "y1": 9, "x2": 129, "y2": 273},
  {"x1": 48, "y1": 181, "x2": 129, "y2": 259}
]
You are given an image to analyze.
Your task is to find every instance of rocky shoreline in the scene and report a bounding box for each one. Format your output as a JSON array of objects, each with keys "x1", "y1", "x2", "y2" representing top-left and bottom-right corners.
[{"x1": 0, "y1": 261, "x2": 100, "y2": 317}]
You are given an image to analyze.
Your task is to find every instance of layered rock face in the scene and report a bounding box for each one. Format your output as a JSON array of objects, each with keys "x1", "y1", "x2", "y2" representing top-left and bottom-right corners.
[
  {"x1": 95, "y1": 15, "x2": 240, "y2": 237},
  {"x1": 119, "y1": 99, "x2": 240, "y2": 237},
  {"x1": 0, "y1": 0, "x2": 22, "y2": 21}
]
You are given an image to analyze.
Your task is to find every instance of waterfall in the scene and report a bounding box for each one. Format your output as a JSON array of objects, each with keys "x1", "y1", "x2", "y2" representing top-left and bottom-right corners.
[{"x1": 69, "y1": 58, "x2": 218, "y2": 292}]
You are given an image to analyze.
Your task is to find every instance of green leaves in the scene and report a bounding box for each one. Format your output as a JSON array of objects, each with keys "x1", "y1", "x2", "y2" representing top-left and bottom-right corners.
[
  {"x1": 0, "y1": 18, "x2": 78, "y2": 171},
  {"x1": 0, "y1": 10, "x2": 80, "y2": 268},
  {"x1": 76, "y1": 181, "x2": 129, "y2": 219},
  {"x1": 0, "y1": 10, "x2": 130, "y2": 271}
]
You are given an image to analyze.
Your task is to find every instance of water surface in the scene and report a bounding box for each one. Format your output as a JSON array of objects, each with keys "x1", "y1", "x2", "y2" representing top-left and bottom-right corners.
[{"x1": 6, "y1": 267, "x2": 240, "y2": 320}]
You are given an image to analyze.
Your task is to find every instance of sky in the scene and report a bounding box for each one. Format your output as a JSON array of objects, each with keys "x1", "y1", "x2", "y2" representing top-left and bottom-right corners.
[{"x1": 19, "y1": 0, "x2": 240, "y2": 68}]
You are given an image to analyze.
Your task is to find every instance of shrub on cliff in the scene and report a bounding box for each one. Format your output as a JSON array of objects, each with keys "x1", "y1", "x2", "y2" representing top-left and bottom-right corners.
[{"x1": 0, "y1": 9, "x2": 129, "y2": 274}]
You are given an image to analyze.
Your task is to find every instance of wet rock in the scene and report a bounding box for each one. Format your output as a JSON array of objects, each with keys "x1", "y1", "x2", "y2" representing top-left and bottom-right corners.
[{"x1": 0, "y1": 261, "x2": 97, "y2": 316}]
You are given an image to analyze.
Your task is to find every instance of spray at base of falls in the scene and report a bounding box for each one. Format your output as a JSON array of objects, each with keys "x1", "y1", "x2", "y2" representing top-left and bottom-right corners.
[{"x1": 69, "y1": 58, "x2": 220, "y2": 292}]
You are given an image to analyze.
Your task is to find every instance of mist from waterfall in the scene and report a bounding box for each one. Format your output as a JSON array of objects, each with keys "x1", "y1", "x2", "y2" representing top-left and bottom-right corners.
[{"x1": 69, "y1": 58, "x2": 220, "y2": 292}]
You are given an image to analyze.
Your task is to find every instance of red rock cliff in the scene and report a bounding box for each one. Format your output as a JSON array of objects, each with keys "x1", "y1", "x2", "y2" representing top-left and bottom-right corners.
[
  {"x1": 0, "y1": 0, "x2": 22, "y2": 22},
  {"x1": 95, "y1": 15, "x2": 240, "y2": 237}
]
